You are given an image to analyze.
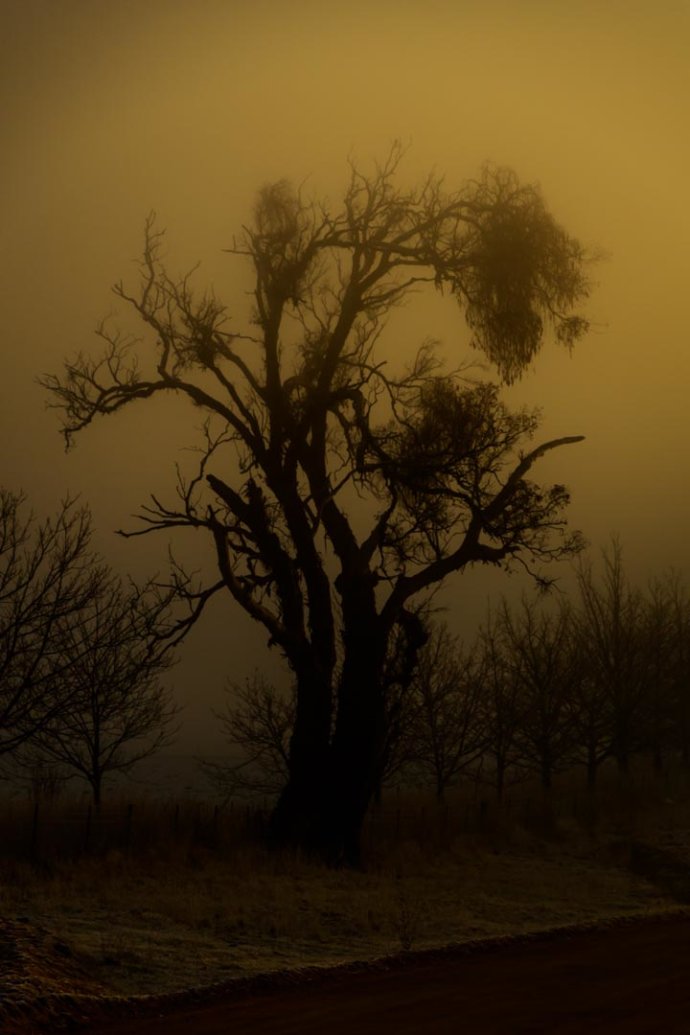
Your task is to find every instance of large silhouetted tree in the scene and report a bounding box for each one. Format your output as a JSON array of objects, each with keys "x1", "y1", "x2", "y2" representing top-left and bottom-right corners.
[{"x1": 42, "y1": 147, "x2": 593, "y2": 864}]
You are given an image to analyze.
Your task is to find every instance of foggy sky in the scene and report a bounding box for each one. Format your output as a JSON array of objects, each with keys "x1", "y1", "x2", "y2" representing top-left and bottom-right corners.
[{"x1": 2, "y1": 0, "x2": 689, "y2": 752}]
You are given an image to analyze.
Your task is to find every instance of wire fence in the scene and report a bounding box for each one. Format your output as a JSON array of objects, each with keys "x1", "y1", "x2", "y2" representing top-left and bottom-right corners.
[
  {"x1": 0, "y1": 796, "x2": 269, "y2": 862},
  {"x1": 1, "y1": 759, "x2": 689, "y2": 865}
]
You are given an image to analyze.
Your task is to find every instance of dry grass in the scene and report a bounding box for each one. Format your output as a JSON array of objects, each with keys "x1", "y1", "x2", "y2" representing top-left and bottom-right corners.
[{"x1": 1, "y1": 780, "x2": 688, "y2": 998}]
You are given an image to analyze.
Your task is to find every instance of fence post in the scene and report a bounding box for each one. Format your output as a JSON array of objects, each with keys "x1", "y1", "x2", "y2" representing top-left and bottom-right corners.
[
  {"x1": 83, "y1": 805, "x2": 92, "y2": 855},
  {"x1": 367, "y1": 808, "x2": 375, "y2": 859},
  {"x1": 30, "y1": 802, "x2": 39, "y2": 859},
  {"x1": 124, "y1": 803, "x2": 134, "y2": 854}
]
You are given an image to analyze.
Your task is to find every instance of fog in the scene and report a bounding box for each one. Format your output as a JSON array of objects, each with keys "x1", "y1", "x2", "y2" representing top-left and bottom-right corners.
[{"x1": 2, "y1": 0, "x2": 689, "y2": 752}]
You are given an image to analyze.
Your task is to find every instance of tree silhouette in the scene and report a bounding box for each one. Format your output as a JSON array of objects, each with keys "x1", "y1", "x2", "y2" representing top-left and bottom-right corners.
[
  {"x1": 408, "y1": 623, "x2": 485, "y2": 802},
  {"x1": 476, "y1": 608, "x2": 527, "y2": 801},
  {"x1": 42, "y1": 147, "x2": 593, "y2": 864},
  {"x1": 204, "y1": 672, "x2": 294, "y2": 799},
  {"x1": 663, "y1": 574, "x2": 690, "y2": 768},
  {"x1": 0, "y1": 490, "x2": 104, "y2": 754},
  {"x1": 497, "y1": 596, "x2": 577, "y2": 791},
  {"x1": 574, "y1": 540, "x2": 647, "y2": 776},
  {"x1": 21, "y1": 572, "x2": 180, "y2": 807}
]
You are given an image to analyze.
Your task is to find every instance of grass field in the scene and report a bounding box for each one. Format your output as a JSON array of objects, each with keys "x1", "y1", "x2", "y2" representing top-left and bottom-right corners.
[{"x1": 2, "y1": 768, "x2": 690, "y2": 1000}]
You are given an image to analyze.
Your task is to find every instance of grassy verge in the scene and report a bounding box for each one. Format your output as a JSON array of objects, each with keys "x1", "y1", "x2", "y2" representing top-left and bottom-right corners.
[{"x1": 1, "y1": 782, "x2": 688, "y2": 998}]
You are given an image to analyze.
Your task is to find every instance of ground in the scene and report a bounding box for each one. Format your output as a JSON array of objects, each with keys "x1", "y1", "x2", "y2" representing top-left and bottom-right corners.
[
  {"x1": 2, "y1": 790, "x2": 690, "y2": 1031},
  {"x1": 82, "y1": 913, "x2": 690, "y2": 1034}
]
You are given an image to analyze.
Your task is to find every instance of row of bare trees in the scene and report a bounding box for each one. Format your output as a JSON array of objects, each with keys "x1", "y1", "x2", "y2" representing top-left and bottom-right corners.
[
  {"x1": 213, "y1": 542, "x2": 690, "y2": 805},
  {"x1": 0, "y1": 488, "x2": 194, "y2": 806}
]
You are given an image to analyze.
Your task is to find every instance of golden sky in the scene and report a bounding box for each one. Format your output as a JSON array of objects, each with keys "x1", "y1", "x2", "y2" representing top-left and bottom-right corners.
[{"x1": 2, "y1": 0, "x2": 689, "y2": 747}]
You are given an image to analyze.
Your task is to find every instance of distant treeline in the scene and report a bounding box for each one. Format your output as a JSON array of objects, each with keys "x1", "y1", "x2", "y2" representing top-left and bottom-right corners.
[
  {"x1": 4, "y1": 481, "x2": 689, "y2": 817},
  {"x1": 211, "y1": 540, "x2": 690, "y2": 803}
]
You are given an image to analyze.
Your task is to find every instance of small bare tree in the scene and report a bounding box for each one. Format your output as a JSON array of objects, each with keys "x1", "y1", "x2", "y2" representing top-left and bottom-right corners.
[
  {"x1": 22, "y1": 573, "x2": 181, "y2": 807},
  {"x1": 409, "y1": 623, "x2": 485, "y2": 801},
  {"x1": 204, "y1": 672, "x2": 294, "y2": 799},
  {"x1": 565, "y1": 642, "x2": 613, "y2": 790},
  {"x1": 664, "y1": 574, "x2": 690, "y2": 767},
  {"x1": 0, "y1": 490, "x2": 105, "y2": 755},
  {"x1": 477, "y1": 610, "x2": 526, "y2": 802},
  {"x1": 639, "y1": 577, "x2": 677, "y2": 774},
  {"x1": 498, "y1": 596, "x2": 576, "y2": 791},
  {"x1": 574, "y1": 539, "x2": 647, "y2": 776}
]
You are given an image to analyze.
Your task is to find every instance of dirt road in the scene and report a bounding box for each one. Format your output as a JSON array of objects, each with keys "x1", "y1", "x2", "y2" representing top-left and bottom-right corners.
[{"x1": 74, "y1": 914, "x2": 690, "y2": 1033}]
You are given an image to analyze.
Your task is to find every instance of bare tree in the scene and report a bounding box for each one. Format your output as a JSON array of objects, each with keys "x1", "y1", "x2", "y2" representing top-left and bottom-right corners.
[
  {"x1": 409, "y1": 623, "x2": 485, "y2": 801},
  {"x1": 498, "y1": 596, "x2": 576, "y2": 791},
  {"x1": 0, "y1": 490, "x2": 105, "y2": 754},
  {"x1": 639, "y1": 577, "x2": 676, "y2": 775},
  {"x1": 477, "y1": 610, "x2": 526, "y2": 801},
  {"x1": 574, "y1": 539, "x2": 647, "y2": 776},
  {"x1": 204, "y1": 672, "x2": 294, "y2": 799},
  {"x1": 664, "y1": 574, "x2": 690, "y2": 768},
  {"x1": 20, "y1": 572, "x2": 181, "y2": 807},
  {"x1": 42, "y1": 147, "x2": 593, "y2": 864},
  {"x1": 633, "y1": 571, "x2": 690, "y2": 775},
  {"x1": 565, "y1": 639, "x2": 613, "y2": 790}
]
